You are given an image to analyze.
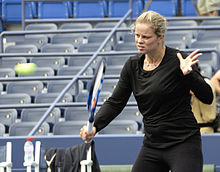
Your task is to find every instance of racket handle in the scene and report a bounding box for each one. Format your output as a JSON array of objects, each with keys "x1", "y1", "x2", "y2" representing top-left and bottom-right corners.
[{"x1": 87, "y1": 121, "x2": 94, "y2": 133}]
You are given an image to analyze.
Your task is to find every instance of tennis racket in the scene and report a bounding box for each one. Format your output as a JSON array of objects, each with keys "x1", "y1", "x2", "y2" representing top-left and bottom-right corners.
[{"x1": 87, "y1": 57, "x2": 106, "y2": 132}]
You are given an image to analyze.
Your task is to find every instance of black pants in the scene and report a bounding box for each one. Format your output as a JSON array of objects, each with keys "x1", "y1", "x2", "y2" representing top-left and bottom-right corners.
[{"x1": 132, "y1": 135, "x2": 203, "y2": 172}]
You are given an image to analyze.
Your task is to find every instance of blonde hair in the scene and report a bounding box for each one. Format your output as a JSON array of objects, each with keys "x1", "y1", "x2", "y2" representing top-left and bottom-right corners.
[{"x1": 132, "y1": 11, "x2": 167, "y2": 37}]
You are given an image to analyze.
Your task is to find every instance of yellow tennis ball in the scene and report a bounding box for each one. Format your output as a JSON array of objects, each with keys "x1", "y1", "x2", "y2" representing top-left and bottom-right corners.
[{"x1": 14, "y1": 63, "x2": 37, "y2": 75}]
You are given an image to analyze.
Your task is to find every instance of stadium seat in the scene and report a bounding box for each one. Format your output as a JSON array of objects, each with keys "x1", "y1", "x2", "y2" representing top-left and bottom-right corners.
[
  {"x1": 73, "y1": 0, "x2": 107, "y2": 18},
  {"x1": 47, "y1": 80, "x2": 84, "y2": 96},
  {"x1": 122, "y1": 32, "x2": 135, "y2": 43},
  {"x1": 77, "y1": 43, "x2": 112, "y2": 52},
  {"x1": 67, "y1": 56, "x2": 97, "y2": 69},
  {"x1": 200, "y1": 20, "x2": 220, "y2": 26},
  {"x1": 51, "y1": 34, "x2": 84, "y2": 49},
  {"x1": 25, "y1": 23, "x2": 58, "y2": 31},
  {"x1": 196, "y1": 30, "x2": 220, "y2": 42},
  {"x1": 181, "y1": 0, "x2": 197, "y2": 16},
  {"x1": 105, "y1": 55, "x2": 130, "y2": 66},
  {"x1": 41, "y1": 43, "x2": 75, "y2": 53},
  {"x1": 94, "y1": 22, "x2": 127, "y2": 41},
  {"x1": 0, "y1": 82, "x2": 3, "y2": 94},
  {"x1": 38, "y1": 1, "x2": 72, "y2": 19},
  {"x1": 114, "y1": 42, "x2": 137, "y2": 51},
  {"x1": 167, "y1": 20, "x2": 198, "y2": 38},
  {"x1": 0, "y1": 123, "x2": 6, "y2": 137},
  {"x1": 101, "y1": 79, "x2": 119, "y2": 92},
  {"x1": 87, "y1": 32, "x2": 114, "y2": 46},
  {"x1": 0, "y1": 57, "x2": 27, "y2": 69},
  {"x1": 198, "y1": 52, "x2": 219, "y2": 72},
  {"x1": 165, "y1": 40, "x2": 186, "y2": 49},
  {"x1": 64, "y1": 107, "x2": 90, "y2": 121},
  {"x1": 53, "y1": 121, "x2": 87, "y2": 135},
  {"x1": 0, "y1": 109, "x2": 17, "y2": 133},
  {"x1": 99, "y1": 120, "x2": 139, "y2": 134},
  {"x1": 75, "y1": 90, "x2": 111, "y2": 103},
  {"x1": 0, "y1": 93, "x2": 31, "y2": 105},
  {"x1": 2, "y1": 0, "x2": 37, "y2": 23},
  {"x1": 57, "y1": 66, "x2": 93, "y2": 76},
  {"x1": 18, "y1": 67, "x2": 54, "y2": 77},
  {"x1": 21, "y1": 108, "x2": 61, "y2": 132},
  {"x1": 35, "y1": 92, "x2": 73, "y2": 104},
  {"x1": 143, "y1": 0, "x2": 176, "y2": 16},
  {"x1": 30, "y1": 56, "x2": 65, "y2": 71},
  {"x1": 105, "y1": 65, "x2": 123, "y2": 75},
  {"x1": 165, "y1": 31, "x2": 193, "y2": 48},
  {"x1": 4, "y1": 44, "x2": 38, "y2": 53},
  {"x1": 9, "y1": 122, "x2": 50, "y2": 136},
  {"x1": 0, "y1": 68, "x2": 15, "y2": 78},
  {"x1": 190, "y1": 40, "x2": 220, "y2": 49},
  {"x1": 14, "y1": 35, "x2": 48, "y2": 50},
  {"x1": 108, "y1": 0, "x2": 143, "y2": 17},
  {"x1": 115, "y1": 106, "x2": 143, "y2": 131},
  {"x1": 6, "y1": 81, "x2": 44, "y2": 98},
  {"x1": 60, "y1": 22, "x2": 92, "y2": 30},
  {"x1": 0, "y1": 142, "x2": 12, "y2": 172},
  {"x1": 199, "y1": 63, "x2": 213, "y2": 79}
]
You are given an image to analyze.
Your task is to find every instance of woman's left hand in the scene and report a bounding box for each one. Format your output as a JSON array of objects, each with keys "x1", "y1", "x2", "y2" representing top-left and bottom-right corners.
[{"x1": 177, "y1": 49, "x2": 202, "y2": 75}]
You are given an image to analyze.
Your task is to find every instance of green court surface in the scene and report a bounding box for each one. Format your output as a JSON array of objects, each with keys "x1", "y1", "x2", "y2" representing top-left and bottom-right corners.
[{"x1": 100, "y1": 164, "x2": 215, "y2": 172}]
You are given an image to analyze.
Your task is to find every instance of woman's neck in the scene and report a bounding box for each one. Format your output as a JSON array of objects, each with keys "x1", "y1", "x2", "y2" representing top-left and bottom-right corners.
[{"x1": 145, "y1": 45, "x2": 166, "y2": 64}]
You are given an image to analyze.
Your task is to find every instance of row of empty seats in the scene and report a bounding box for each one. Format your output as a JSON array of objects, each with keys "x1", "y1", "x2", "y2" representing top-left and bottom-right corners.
[
  {"x1": 2, "y1": 0, "x2": 193, "y2": 23},
  {"x1": 0, "y1": 105, "x2": 142, "y2": 136}
]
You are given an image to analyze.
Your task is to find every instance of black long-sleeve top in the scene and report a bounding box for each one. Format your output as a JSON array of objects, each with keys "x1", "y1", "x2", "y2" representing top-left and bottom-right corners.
[{"x1": 94, "y1": 46, "x2": 213, "y2": 148}]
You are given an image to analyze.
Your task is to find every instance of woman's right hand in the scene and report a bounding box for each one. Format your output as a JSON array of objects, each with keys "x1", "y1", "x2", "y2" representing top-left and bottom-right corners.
[{"x1": 80, "y1": 125, "x2": 96, "y2": 142}]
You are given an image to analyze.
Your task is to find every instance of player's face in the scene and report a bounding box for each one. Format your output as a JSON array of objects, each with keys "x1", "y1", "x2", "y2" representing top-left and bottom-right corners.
[{"x1": 135, "y1": 23, "x2": 163, "y2": 54}]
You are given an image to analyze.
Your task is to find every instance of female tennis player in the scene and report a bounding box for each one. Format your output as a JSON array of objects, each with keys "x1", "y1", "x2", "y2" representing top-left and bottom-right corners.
[{"x1": 80, "y1": 10, "x2": 213, "y2": 172}]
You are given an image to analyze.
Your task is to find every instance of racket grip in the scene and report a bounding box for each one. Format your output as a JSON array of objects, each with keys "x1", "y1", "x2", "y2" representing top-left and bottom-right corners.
[{"x1": 87, "y1": 121, "x2": 94, "y2": 132}]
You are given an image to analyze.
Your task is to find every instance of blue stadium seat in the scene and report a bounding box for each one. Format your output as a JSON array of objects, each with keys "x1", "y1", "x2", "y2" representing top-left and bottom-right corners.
[
  {"x1": 2, "y1": 0, "x2": 37, "y2": 23},
  {"x1": 199, "y1": 63, "x2": 213, "y2": 79},
  {"x1": 73, "y1": 0, "x2": 107, "y2": 18},
  {"x1": 9, "y1": 122, "x2": 50, "y2": 136},
  {"x1": 181, "y1": 0, "x2": 197, "y2": 16},
  {"x1": 108, "y1": 0, "x2": 143, "y2": 17},
  {"x1": 143, "y1": 0, "x2": 176, "y2": 16},
  {"x1": 38, "y1": 1, "x2": 72, "y2": 19}
]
